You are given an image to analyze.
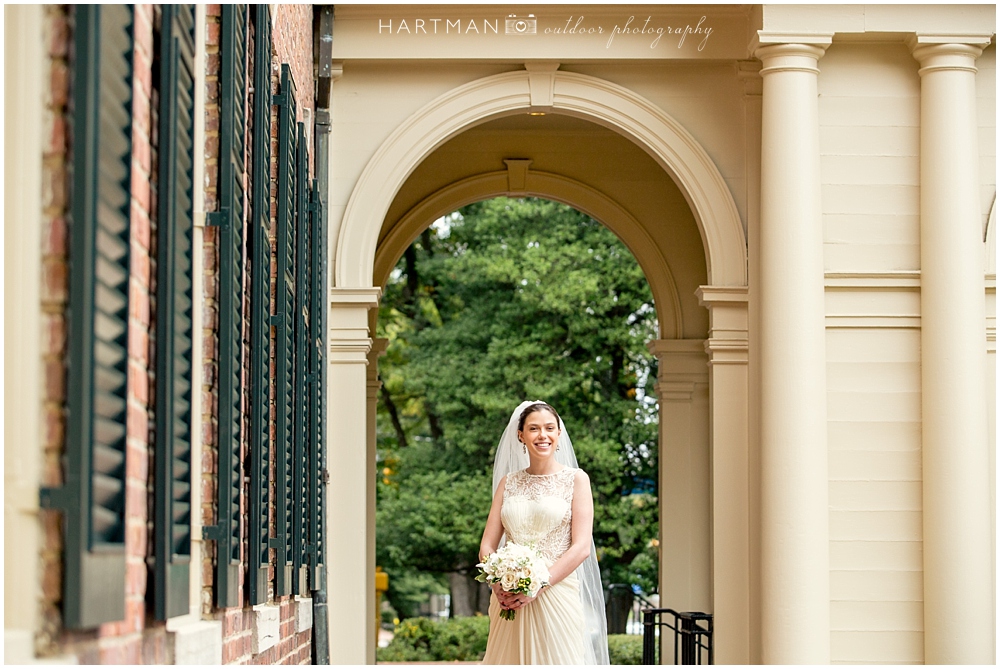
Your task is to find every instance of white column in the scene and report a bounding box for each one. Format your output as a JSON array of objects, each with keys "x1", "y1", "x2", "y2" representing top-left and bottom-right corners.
[
  {"x1": 909, "y1": 36, "x2": 994, "y2": 665},
  {"x1": 754, "y1": 38, "x2": 831, "y2": 664},
  {"x1": 366, "y1": 336, "x2": 388, "y2": 654},
  {"x1": 326, "y1": 288, "x2": 380, "y2": 665},
  {"x1": 696, "y1": 287, "x2": 750, "y2": 665}
]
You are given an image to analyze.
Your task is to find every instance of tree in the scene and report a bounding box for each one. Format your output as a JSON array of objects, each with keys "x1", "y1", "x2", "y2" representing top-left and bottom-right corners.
[{"x1": 376, "y1": 198, "x2": 660, "y2": 618}]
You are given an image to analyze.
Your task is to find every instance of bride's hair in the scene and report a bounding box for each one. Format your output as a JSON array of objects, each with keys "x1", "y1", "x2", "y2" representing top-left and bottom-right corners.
[{"x1": 517, "y1": 402, "x2": 562, "y2": 431}]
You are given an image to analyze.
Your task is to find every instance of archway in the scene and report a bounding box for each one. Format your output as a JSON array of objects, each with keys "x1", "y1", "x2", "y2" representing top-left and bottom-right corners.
[{"x1": 327, "y1": 67, "x2": 751, "y2": 664}]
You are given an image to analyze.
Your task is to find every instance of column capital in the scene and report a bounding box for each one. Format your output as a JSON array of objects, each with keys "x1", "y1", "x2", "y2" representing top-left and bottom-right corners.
[
  {"x1": 367, "y1": 337, "x2": 389, "y2": 390},
  {"x1": 907, "y1": 35, "x2": 991, "y2": 75},
  {"x1": 752, "y1": 33, "x2": 831, "y2": 75},
  {"x1": 697, "y1": 286, "x2": 749, "y2": 365},
  {"x1": 329, "y1": 287, "x2": 382, "y2": 364},
  {"x1": 647, "y1": 339, "x2": 708, "y2": 400}
]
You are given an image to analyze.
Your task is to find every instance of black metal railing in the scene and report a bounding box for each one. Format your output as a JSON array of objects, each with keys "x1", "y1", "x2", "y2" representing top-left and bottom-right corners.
[{"x1": 641, "y1": 608, "x2": 713, "y2": 665}]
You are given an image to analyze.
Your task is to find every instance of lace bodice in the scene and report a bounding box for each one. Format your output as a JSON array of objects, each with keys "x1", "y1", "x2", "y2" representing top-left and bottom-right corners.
[{"x1": 501, "y1": 467, "x2": 576, "y2": 563}]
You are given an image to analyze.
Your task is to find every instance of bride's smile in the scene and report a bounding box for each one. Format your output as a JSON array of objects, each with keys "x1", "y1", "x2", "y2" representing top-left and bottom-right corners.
[{"x1": 519, "y1": 411, "x2": 563, "y2": 471}]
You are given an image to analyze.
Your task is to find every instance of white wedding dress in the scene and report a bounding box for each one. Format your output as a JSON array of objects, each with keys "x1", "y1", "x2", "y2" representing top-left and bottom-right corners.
[{"x1": 483, "y1": 467, "x2": 587, "y2": 665}]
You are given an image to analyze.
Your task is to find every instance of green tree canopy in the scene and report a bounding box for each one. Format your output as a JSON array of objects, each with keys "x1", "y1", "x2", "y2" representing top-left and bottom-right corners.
[{"x1": 376, "y1": 198, "x2": 660, "y2": 617}]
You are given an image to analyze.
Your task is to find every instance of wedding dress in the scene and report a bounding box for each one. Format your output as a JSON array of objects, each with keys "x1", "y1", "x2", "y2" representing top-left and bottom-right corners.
[{"x1": 482, "y1": 467, "x2": 588, "y2": 665}]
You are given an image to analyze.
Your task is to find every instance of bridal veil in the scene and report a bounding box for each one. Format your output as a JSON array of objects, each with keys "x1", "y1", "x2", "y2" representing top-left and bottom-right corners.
[{"x1": 492, "y1": 400, "x2": 611, "y2": 665}]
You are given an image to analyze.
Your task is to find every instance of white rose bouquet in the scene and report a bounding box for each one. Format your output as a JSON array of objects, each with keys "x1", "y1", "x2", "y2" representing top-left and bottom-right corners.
[{"x1": 476, "y1": 542, "x2": 550, "y2": 621}]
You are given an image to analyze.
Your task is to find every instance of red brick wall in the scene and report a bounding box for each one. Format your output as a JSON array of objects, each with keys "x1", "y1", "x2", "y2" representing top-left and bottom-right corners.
[
  {"x1": 37, "y1": 4, "x2": 170, "y2": 662},
  {"x1": 34, "y1": 5, "x2": 319, "y2": 663},
  {"x1": 38, "y1": 3, "x2": 72, "y2": 654},
  {"x1": 202, "y1": 2, "x2": 222, "y2": 620}
]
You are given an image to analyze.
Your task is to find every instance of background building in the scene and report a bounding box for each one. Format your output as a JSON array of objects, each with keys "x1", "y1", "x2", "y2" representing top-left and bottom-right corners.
[{"x1": 5, "y1": 3, "x2": 996, "y2": 665}]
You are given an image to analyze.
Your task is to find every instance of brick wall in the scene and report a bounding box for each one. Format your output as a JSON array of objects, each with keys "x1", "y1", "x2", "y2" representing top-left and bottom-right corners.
[
  {"x1": 38, "y1": 3, "x2": 72, "y2": 655},
  {"x1": 202, "y1": 2, "x2": 222, "y2": 619},
  {"x1": 33, "y1": 5, "x2": 318, "y2": 663},
  {"x1": 36, "y1": 5, "x2": 171, "y2": 663}
]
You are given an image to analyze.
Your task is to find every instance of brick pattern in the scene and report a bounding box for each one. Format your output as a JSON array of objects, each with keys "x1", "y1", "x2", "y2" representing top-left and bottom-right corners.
[
  {"x1": 202, "y1": 2, "x2": 222, "y2": 618},
  {"x1": 37, "y1": 5, "x2": 171, "y2": 662},
  {"x1": 37, "y1": 4, "x2": 73, "y2": 655},
  {"x1": 35, "y1": 4, "x2": 318, "y2": 663},
  {"x1": 271, "y1": 4, "x2": 315, "y2": 173}
]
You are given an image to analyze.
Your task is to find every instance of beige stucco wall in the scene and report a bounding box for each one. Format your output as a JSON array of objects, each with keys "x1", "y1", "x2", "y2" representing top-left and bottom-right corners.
[
  {"x1": 328, "y1": 5, "x2": 995, "y2": 660},
  {"x1": 819, "y1": 41, "x2": 925, "y2": 663}
]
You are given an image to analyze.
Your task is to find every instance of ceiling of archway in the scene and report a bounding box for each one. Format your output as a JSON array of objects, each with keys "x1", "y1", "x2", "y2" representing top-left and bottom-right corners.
[{"x1": 379, "y1": 111, "x2": 710, "y2": 338}]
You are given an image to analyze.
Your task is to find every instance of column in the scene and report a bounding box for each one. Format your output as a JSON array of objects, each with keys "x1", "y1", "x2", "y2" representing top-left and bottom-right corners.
[
  {"x1": 754, "y1": 37, "x2": 831, "y2": 664},
  {"x1": 648, "y1": 340, "x2": 709, "y2": 664},
  {"x1": 326, "y1": 287, "x2": 380, "y2": 665},
  {"x1": 366, "y1": 336, "x2": 388, "y2": 653},
  {"x1": 909, "y1": 35, "x2": 994, "y2": 664},
  {"x1": 696, "y1": 287, "x2": 750, "y2": 664}
]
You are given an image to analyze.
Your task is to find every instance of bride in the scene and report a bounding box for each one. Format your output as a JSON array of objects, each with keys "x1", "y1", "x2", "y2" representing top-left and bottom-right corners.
[{"x1": 479, "y1": 401, "x2": 610, "y2": 664}]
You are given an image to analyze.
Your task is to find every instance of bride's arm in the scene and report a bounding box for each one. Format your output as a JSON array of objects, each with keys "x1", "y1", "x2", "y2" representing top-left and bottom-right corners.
[
  {"x1": 479, "y1": 474, "x2": 507, "y2": 561},
  {"x1": 544, "y1": 469, "x2": 595, "y2": 587},
  {"x1": 480, "y1": 476, "x2": 516, "y2": 608}
]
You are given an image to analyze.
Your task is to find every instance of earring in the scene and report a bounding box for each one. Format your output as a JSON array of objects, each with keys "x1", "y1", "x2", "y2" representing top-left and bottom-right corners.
[{"x1": 523, "y1": 444, "x2": 527, "y2": 454}]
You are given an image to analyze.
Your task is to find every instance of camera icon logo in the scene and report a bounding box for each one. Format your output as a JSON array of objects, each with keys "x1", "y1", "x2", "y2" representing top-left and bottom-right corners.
[{"x1": 506, "y1": 14, "x2": 537, "y2": 35}]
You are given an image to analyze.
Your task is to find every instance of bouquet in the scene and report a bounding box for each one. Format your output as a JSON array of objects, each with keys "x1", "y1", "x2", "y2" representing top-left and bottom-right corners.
[{"x1": 476, "y1": 542, "x2": 550, "y2": 620}]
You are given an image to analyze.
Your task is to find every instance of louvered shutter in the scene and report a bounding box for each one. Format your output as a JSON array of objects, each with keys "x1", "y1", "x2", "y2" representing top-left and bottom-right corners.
[
  {"x1": 273, "y1": 64, "x2": 298, "y2": 597},
  {"x1": 202, "y1": 3, "x2": 247, "y2": 609},
  {"x1": 247, "y1": 4, "x2": 273, "y2": 606},
  {"x1": 153, "y1": 3, "x2": 196, "y2": 621},
  {"x1": 309, "y1": 181, "x2": 327, "y2": 590},
  {"x1": 40, "y1": 4, "x2": 134, "y2": 629},
  {"x1": 292, "y1": 123, "x2": 312, "y2": 596}
]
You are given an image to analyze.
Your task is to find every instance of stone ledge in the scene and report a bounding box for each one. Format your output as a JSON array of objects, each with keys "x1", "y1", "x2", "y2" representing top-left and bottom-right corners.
[
  {"x1": 252, "y1": 603, "x2": 281, "y2": 654},
  {"x1": 169, "y1": 619, "x2": 222, "y2": 665},
  {"x1": 295, "y1": 597, "x2": 314, "y2": 634}
]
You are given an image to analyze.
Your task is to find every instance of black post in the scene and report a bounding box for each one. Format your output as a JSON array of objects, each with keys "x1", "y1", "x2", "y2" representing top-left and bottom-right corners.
[
  {"x1": 680, "y1": 615, "x2": 698, "y2": 665},
  {"x1": 642, "y1": 609, "x2": 658, "y2": 665}
]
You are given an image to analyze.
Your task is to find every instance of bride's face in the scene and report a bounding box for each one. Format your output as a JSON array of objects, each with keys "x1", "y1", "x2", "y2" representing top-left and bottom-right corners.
[{"x1": 518, "y1": 409, "x2": 561, "y2": 460}]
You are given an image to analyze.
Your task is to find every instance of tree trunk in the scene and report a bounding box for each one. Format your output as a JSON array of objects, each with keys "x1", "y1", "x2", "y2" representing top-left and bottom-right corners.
[
  {"x1": 447, "y1": 572, "x2": 492, "y2": 618},
  {"x1": 448, "y1": 571, "x2": 475, "y2": 618}
]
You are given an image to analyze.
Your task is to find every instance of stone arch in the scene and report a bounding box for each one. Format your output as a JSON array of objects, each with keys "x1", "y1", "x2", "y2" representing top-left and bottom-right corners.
[
  {"x1": 336, "y1": 68, "x2": 747, "y2": 290},
  {"x1": 374, "y1": 170, "x2": 686, "y2": 339}
]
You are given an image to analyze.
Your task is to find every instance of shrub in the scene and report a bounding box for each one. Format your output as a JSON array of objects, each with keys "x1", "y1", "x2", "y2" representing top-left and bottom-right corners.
[
  {"x1": 608, "y1": 634, "x2": 644, "y2": 665},
  {"x1": 430, "y1": 614, "x2": 490, "y2": 661},
  {"x1": 376, "y1": 615, "x2": 490, "y2": 663}
]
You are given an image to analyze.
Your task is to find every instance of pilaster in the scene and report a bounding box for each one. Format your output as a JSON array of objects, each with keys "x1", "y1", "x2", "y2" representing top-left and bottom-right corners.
[
  {"x1": 648, "y1": 339, "x2": 710, "y2": 658},
  {"x1": 326, "y1": 287, "x2": 380, "y2": 665},
  {"x1": 909, "y1": 34, "x2": 994, "y2": 665},
  {"x1": 697, "y1": 287, "x2": 750, "y2": 664},
  {"x1": 366, "y1": 337, "x2": 388, "y2": 654}
]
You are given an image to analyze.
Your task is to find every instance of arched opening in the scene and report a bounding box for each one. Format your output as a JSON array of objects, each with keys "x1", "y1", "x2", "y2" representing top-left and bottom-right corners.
[
  {"x1": 328, "y1": 69, "x2": 750, "y2": 663},
  {"x1": 373, "y1": 196, "x2": 662, "y2": 660}
]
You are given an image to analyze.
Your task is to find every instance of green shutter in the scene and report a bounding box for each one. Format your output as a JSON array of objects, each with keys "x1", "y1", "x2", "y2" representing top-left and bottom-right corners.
[
  {"x1": 153, "y1": 3, "x2": 196, "y2": 621},
  {"x1": 292, "y1": 122, "x2": 312, "y2": 596},
  {"x1": 272, "y1": 64, "x2": 298, "y2": 597},
  {"x1": 309, "y1": 181, "x2": 327, "y2": 590},
  {"x1": 202, "y1": 3, "x2": 247, "y2": 609},
  {"x1": 39, "y1": 4, "x2": 134, "y2": 629},
  {"x1": 247, "y1": 3, "x2": 273, "y2": 607}
]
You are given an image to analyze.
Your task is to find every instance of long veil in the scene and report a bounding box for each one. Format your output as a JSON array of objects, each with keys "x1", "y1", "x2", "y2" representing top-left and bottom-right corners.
[{"x1": 492, "y1": 400, "x2": 610, "y2": 665}]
